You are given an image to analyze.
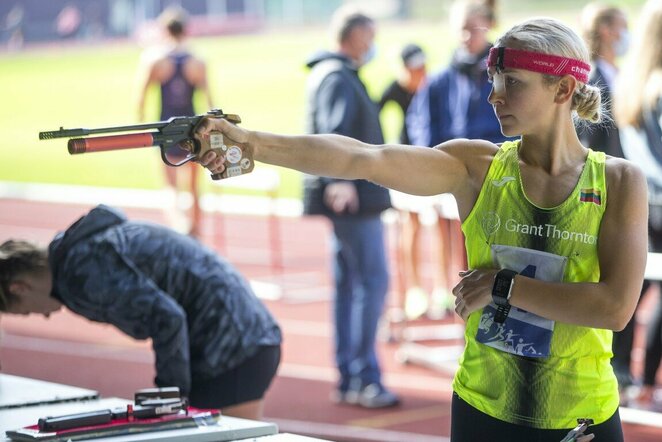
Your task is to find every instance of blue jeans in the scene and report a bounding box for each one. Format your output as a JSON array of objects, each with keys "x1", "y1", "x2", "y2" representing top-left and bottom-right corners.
[{"x1": 331, "y1": 216, "x2": 389, "y2": 391}]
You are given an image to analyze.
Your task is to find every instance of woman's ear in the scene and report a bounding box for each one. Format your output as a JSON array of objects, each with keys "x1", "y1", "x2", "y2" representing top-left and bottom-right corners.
[{"x1": 554, "y1": 75, "x2": 577, "y2": 104}]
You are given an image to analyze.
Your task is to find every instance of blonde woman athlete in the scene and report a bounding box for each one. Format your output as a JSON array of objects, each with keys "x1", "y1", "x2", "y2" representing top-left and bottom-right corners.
[{"x1": 197, "y1": 17, "x2": 647, "y2": 442}]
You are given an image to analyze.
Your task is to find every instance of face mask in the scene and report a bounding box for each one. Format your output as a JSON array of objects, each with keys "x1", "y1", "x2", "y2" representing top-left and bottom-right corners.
[
  {"x1": 613, "y1": 30, "x2": 630, "y2": 57},
  {"x1": 362, "y1": 44, "x2": 377, "y2": 65}
]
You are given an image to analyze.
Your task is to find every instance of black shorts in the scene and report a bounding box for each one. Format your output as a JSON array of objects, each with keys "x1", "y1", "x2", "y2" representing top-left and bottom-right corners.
[
  {"x1": 450, "y1": 392, "x2": 624, "y2": 442},
  {"x1": 188, "y1": 345, "x2": 281, "y2": 409}
]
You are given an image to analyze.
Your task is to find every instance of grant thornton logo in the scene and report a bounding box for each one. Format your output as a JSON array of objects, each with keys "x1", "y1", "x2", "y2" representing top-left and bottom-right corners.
[
  {"x1": 480, "y1": 212, "x2": 598, "y2": 245},
  {"x1": 481, "y1": 211, "x2": 501, "y2": 237}
]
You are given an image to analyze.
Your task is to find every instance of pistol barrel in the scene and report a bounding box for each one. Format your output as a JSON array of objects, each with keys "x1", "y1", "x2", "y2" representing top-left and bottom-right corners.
[
  {"x1": 40, "y1": 122, "x2": 168, "y2": 140},
  {"x1": 39, "y1": 128, "x2": 90, "y2": 140}
]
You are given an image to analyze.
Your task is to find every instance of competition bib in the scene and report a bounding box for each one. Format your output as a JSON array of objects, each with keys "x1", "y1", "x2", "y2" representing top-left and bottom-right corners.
[{"x1": 476, "y1": 245, "x2": 567, "y2": 357}]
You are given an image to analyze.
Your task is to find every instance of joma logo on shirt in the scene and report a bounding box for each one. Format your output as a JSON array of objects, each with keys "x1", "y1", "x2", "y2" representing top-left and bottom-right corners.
[{"x1": 491, "y1": 176, "x2": 516, "y2": 187}]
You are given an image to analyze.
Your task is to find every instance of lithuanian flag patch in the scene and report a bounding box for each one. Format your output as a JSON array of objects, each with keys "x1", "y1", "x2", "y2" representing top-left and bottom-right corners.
[{"x1": 580, "y1": 188, "x2": 602, "y2": 205}]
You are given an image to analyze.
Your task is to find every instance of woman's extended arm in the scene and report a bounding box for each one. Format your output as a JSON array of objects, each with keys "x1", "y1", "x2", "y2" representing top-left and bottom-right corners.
[{"x1": 196, "y1": 117, "x2": 494, "y2": 201}]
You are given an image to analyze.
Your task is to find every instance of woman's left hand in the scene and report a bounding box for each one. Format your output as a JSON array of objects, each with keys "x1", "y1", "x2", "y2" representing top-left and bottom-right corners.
[{"x1": 452, "y1": 269, "x2": 498, "y2": 321}]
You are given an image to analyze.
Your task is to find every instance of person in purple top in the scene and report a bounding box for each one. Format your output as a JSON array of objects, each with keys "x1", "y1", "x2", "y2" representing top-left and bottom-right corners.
[{"x1": 136, "y1": 7, "x2": 213, "y2": 238}]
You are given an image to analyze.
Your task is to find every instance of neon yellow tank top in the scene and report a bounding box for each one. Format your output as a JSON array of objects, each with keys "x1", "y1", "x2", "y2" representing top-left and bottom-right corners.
[{"x1": 454, "y1": 141, "x2": 617, "y2": 429}]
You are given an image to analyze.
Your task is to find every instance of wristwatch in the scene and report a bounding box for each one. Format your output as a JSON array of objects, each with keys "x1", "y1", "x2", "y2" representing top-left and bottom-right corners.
[{"x1": 492, "y1": 269, "x2": 518, "y2": 323}]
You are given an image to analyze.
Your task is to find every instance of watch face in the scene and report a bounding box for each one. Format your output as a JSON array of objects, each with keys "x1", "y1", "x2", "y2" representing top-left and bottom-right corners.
[
  {"x1": 495, "y1": 277, "x2": 510, "y2": 293},
  {"x1": 493, "y1": 271, "x2": 515, "y2": 306}
]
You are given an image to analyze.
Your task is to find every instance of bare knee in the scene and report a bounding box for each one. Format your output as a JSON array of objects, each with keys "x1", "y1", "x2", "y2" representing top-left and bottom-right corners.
[{"x1": 221, "y1": 398, "x2": 264, "y2": 421}]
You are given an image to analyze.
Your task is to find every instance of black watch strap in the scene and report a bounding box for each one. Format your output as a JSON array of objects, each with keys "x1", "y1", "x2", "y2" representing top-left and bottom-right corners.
[
  {"x1": 492, "y1": 269, "x2": 517, "y2": 323},
  {"x1": 494, "y1": 303, "x2": 511, "y2": 324}
]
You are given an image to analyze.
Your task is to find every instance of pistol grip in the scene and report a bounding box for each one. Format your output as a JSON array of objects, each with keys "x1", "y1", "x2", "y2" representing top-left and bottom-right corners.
[{"x1": 205, "y1": 131, "x2": 254, "y2": 179}]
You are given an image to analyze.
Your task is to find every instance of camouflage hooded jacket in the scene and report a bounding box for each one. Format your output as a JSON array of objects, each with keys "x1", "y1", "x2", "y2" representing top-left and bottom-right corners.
[{"x1": 48, "y1": 205, "x2": 281, "y2": 394}]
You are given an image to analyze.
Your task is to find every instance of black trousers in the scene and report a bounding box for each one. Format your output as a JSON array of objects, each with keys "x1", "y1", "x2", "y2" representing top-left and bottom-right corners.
[
  {"x1": 450, "y1": 392, "x2": 624, "y2": 442},
  {"x1": 642, "y1": 287, "x2": 662, "y2": 386},
  {"x1": 611, "y1": 281, "x2": 649, "y2": 387}
]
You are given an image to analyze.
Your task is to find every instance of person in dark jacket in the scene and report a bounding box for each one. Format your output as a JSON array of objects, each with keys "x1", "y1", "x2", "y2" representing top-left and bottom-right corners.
[
  {"x1": 406, "y1": 0, "x2": 505, "y2": 146},
  {"x1": 578, "y1": 3, "x2": 629, "y2": 159},
  {"x1": 302, "y1": 6, "x2": 398, "y2": 409},
  {"x1": 0, "y1": 205, "x2": 281, "y2": 420}
]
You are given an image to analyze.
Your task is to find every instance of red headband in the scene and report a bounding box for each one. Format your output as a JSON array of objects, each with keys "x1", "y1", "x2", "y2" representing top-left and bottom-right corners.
[{"x1": 487, "y1": 47, "x2": 590, "y2": 84}]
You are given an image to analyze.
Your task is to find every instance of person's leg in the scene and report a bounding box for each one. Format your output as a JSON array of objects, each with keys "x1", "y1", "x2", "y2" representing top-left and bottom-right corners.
[
  {"x1": 431, "y1": 194, "x2": 463, "y2": 317},
  {"x1": 163, "y1": 163, "x2": 188, "y2": 233},
  {"x1": 637, "y1": 211, "x2": 662, "y2": 406},
  {"x1": 638, "y1": 282, "x2": 662, "y2": 406},
  {"x1": 402, "y1": 211, "x2": 428, "y2": 319},
  {"x1": 188, "y1": 163, "x2": 202, "y2": 237},
  {"x1": 387, "y1": 192, "x2": 413, "y2": 314},
  {"x1": 611, "y1": 317, "x2": 636, "y2": 385},
  {"x1": 403, "y1": 210, "x2": 423, "y2": 289},
  {"x1": 222, "y1": 398, "x2": 264, "y2": 420},
  {"x1": 392, "y1": 210, "x2": 408, "y2": 301},
  {"x1": 347, "y1": 216, "x2": 389, "y2": 387},
  {"x1": 433, "y1": 215, "x2": 451, "y2": 292},
  {"x1": 429, "y1": 214, "x2": 453, "y2": 318},
  {"x1": 330, "y1": 219, "x2": 357, "y2": 394},
  {"x1": 611, "y1": 280, "x2": 649, "y2": 403},
  {"x1": 334, "y1": 216, "x2": 398, "y2": 408}
]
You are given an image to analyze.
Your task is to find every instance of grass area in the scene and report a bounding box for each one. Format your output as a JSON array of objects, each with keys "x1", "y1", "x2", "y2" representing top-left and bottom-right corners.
[
  {"x1": 0, "y1": 1, "x2": 648, "y2": 199},
  {"x1": 0, "y1": 20, "x2": 447, "y2": 199}
]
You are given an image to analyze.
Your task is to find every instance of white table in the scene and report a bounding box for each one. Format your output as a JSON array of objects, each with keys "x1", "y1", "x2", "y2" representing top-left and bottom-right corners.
[
  {"x1": 0, "y1": 375, "x2": 330, "y2": 442},
  {"x1": 0, "y1": 397, "x2": 278, "y2": 442},
  {"x1": 0, "y1": 374, "x2": 98, "y2": 409}
]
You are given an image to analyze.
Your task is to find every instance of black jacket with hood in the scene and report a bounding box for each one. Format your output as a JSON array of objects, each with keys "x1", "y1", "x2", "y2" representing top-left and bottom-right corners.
[
  {"x1": 48, "y1": 205, "x2": 281, "y2": 395},
  {"x1": 302, "y1": 51, "x2": 391, "y2": 218}
]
